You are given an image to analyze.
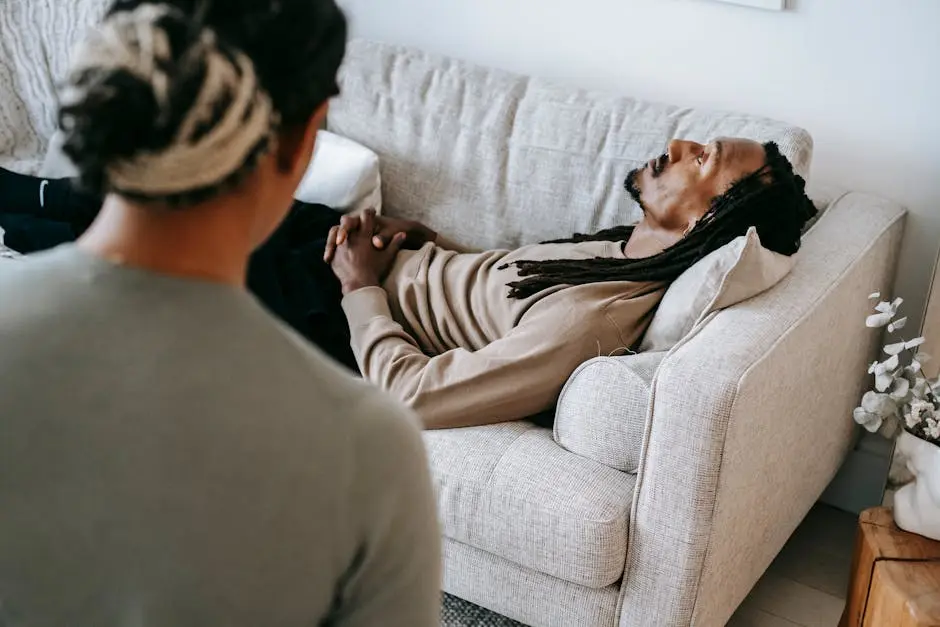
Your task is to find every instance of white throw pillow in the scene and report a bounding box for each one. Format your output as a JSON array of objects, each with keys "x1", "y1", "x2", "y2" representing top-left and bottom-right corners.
[
  {"x1": 294, "y1": 130, "x2": 382, "y2": 214},
  {"x1": 640, "y1": 227, "x2": 795, "y2": 352}
]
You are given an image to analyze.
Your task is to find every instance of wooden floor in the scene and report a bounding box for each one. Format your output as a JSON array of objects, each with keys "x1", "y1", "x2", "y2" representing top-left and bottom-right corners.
[{"x1": 726, "y1": 504, "x2": 857, "y2": 627}]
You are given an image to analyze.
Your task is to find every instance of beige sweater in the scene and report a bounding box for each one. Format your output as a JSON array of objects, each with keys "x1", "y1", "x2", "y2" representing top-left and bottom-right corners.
[{"x1": 341, "y1": 238, "x2": 665, "y2": 428}]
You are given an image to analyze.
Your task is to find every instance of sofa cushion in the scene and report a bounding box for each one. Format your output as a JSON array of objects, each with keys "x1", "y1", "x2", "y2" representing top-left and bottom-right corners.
[
  {"x1": 554, "y1": 351, "x2": 668, "y2": 473},
  {"x1": 640, "y1": 227, "x2": 795, "y2": 352},
  {"x1": 329, "y1": 39, "x2": 813, "y2": 252},
  {"x1": 424, "y1": 423, "x2": 635, "y2": 589}
]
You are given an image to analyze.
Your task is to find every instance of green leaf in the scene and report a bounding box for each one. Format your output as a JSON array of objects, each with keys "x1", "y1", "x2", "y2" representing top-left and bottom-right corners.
[
  {"x1": 866, "y1": 312, "x2": 894, "y2": 328},
  {"x1": 888, "y1": 317, "x2": 908, "y2": 332},
  {"x1": 876, "y1": 372, "x2": 894, "y2": 392},
  {"x1": 884, "y1": 342, "x2": 906, "y2": 356}
]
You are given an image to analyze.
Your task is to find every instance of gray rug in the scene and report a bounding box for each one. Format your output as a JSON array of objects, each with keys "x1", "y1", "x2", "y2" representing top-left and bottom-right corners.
[{"x1": 442, "y1": 594, "x2": 528, "y2": 626}]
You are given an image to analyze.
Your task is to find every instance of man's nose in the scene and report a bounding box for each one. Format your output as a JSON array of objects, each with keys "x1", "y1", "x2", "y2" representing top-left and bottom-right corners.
[{"x1": 667, "y1": 140, "x2": 704, "y2": 163}]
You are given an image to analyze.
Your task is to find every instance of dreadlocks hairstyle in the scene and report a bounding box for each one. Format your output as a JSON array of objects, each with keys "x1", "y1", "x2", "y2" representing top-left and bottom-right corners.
[
  {"x1": 58, "y1": 0, "x2": 347, "y2": 206},
  {"x1": 501, "y1": 141, "x2": 817, "y2": 299}
]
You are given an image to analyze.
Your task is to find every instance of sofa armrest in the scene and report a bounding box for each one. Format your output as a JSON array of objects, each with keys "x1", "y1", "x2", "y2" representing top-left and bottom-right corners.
[
  {"x1": 554, "y1": 352, "x2": 667, "y2": 473},
  {"x1": 617, "y1": 192, "x2": 906, "y2": 627}
]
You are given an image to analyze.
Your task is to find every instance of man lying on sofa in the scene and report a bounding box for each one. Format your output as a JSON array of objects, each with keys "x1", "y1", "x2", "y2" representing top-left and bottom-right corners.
[
  {"x1": 324, "y1": 137, "x2": 817, "y2": 428},
  {"x1": 0, "y1": 137, "x2": 815, "y2": 428}
]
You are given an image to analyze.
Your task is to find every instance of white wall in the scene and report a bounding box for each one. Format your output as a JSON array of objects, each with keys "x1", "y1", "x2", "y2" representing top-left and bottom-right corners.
[{"x1": 338, "y1": 0, "x2": 940, "y2": 329}]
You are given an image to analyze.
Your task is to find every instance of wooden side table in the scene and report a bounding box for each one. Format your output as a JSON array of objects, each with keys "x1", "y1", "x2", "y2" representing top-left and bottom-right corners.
[{"x1": 840, "y1": 507, "x2": 940, "y2": 626}]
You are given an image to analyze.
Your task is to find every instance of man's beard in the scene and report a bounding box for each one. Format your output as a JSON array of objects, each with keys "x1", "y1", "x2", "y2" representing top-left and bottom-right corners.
[
  {"x1": 624, "y1": 168, "x2": 645, "y2": 210},
  {"x1": 624, "y1": 153, "x2": 667, "y2": 214}
]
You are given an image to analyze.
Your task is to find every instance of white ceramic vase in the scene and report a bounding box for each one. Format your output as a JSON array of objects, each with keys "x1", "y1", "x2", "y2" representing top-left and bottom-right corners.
[{"x1": 893, "y1": 430, "x2": 940, "y2": 541}]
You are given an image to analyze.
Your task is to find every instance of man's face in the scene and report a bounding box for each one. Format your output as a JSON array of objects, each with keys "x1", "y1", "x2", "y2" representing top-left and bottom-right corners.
[{"x1": 625, "y1": 137, "x2": 768, "y2": 232}]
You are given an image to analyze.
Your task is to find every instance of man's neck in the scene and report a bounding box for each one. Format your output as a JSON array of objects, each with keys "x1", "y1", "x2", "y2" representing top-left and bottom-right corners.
[
  {"x1": 78, "y1": 195, "x2": 254, "y2": 286},
  {"x1": 623, "y1": 218, "x2": 683, "y2": 259}
]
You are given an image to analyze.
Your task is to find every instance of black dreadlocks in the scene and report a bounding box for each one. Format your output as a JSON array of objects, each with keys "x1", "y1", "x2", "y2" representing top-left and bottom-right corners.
[{"x1": 501, "y1": 141, "x2": 816, "y2": 299}]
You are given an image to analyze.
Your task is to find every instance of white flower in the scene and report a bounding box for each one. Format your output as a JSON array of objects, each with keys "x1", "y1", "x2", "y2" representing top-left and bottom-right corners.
[
  {"x1": 907, "y1": 399, "x2": 935, "y2": 427},
  {"x1": 906, "y1": 412, "x2": 921, "y2": 429},
  {"x1": 906, "y1": 337, "x2": 926, "y2": 350},
  {"x1": 869, "y1": 292, "x2": 881, "y2": 300},
  {"x1": 928, "y1": 418, "x2": 940, "y2": 441},
  {"x1": 888, "y1": 317, "x2": 908, "y2": 332}
]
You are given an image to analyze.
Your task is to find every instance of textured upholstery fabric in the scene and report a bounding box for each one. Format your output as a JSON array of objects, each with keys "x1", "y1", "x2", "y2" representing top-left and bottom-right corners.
[
  {"x1": 640, "y1": 227, "x2": 795, "y2": 352},
  {"x1": 329, "y1": 40, "x2": 813, "y2": 252},
  {"x1": 424, "y1": 423, "x2": 635, "y2": 589},
  {"x1": 442, "y1": 538, "x2": 621, "y2": 627},
  {"x1": 0, "y1": 0, "x2": 110, "y2": 174},
  {"x1": 554, "y1": 351, "x2": 667, "y2": 473},
  {"x1": 618, "y1": 193, "x2": 905, "y2": 627}
]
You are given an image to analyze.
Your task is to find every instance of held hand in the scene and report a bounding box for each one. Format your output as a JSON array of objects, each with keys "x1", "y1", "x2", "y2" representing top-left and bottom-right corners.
[
  {"x1": 323, "y1": 209, "x2": 436, "y2": 263},
  {"x1": 330, "y1": 210, "x2": 408, "y2": 295}
]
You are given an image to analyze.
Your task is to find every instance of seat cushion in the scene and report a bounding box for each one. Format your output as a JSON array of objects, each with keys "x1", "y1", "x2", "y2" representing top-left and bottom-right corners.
[{"x1": 424, "y1": 422, "x2": 635, "y2": 589}]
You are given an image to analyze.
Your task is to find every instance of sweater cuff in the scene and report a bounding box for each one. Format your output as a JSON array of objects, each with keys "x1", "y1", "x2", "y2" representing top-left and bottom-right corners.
[{"x1": 341, "y1": 286, "x2": 393, "y2": 326}]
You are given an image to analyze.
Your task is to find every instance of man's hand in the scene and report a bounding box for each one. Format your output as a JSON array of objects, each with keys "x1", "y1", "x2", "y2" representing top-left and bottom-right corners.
[
  {"x1": 324, "y1": 209, "x2": 436, "y2": 263},
  {"x1": 330, "y1": 210, "x2": 408, "y2": 295}
]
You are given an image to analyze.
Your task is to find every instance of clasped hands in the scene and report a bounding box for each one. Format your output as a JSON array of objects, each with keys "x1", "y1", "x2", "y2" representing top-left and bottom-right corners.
[{"x1": 324, "y1": 208, "x2": 437, "y2": 295}]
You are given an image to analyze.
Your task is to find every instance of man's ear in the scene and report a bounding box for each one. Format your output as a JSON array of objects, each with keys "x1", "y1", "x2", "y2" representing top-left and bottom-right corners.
[{"x1": 275, "y1": 101, "x2": 330, "y2": 175}]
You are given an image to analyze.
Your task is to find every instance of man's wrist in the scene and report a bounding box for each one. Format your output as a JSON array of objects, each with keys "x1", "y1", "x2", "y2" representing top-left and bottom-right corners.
[{"x1": 341, "y1": 277, "x2": 380, "y2": 295}]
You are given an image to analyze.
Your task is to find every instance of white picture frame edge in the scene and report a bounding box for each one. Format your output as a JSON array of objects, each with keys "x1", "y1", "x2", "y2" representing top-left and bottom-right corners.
[{"x1": 707, "y1": 0, "x2": 786, "y2": 11}]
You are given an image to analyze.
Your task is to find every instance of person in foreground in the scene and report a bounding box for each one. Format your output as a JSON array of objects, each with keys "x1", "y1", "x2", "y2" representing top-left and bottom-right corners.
[
  {"x1": 326, "y1": 137, "x2": 818, "y2": 429},
  {"x1": 0, "y1": 2, "x2": 441, "y2": 626}
]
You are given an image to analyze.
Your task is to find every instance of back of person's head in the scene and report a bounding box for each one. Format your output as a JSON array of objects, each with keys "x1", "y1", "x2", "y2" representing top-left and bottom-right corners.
[{"x1": 59, "y1": 0, "x2": 346, "y2": 209}]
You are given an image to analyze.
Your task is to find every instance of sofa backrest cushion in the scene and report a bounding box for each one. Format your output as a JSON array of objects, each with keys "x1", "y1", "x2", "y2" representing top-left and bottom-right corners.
[
  {"x1": 329, "y1": 39, "x2": 814, "y2": 252},
  {"x1": 640, "y1": 227, "x2": 796, "y2": 352}
]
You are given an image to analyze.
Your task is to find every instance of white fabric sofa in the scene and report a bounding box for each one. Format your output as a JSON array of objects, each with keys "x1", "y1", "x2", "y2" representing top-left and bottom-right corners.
[
  {"x1": 1, "y1": 4, "x2": 905, "y2": 622},
  {"x1": 329, "y1": 41, "x2": 906, "y2": 627}
]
